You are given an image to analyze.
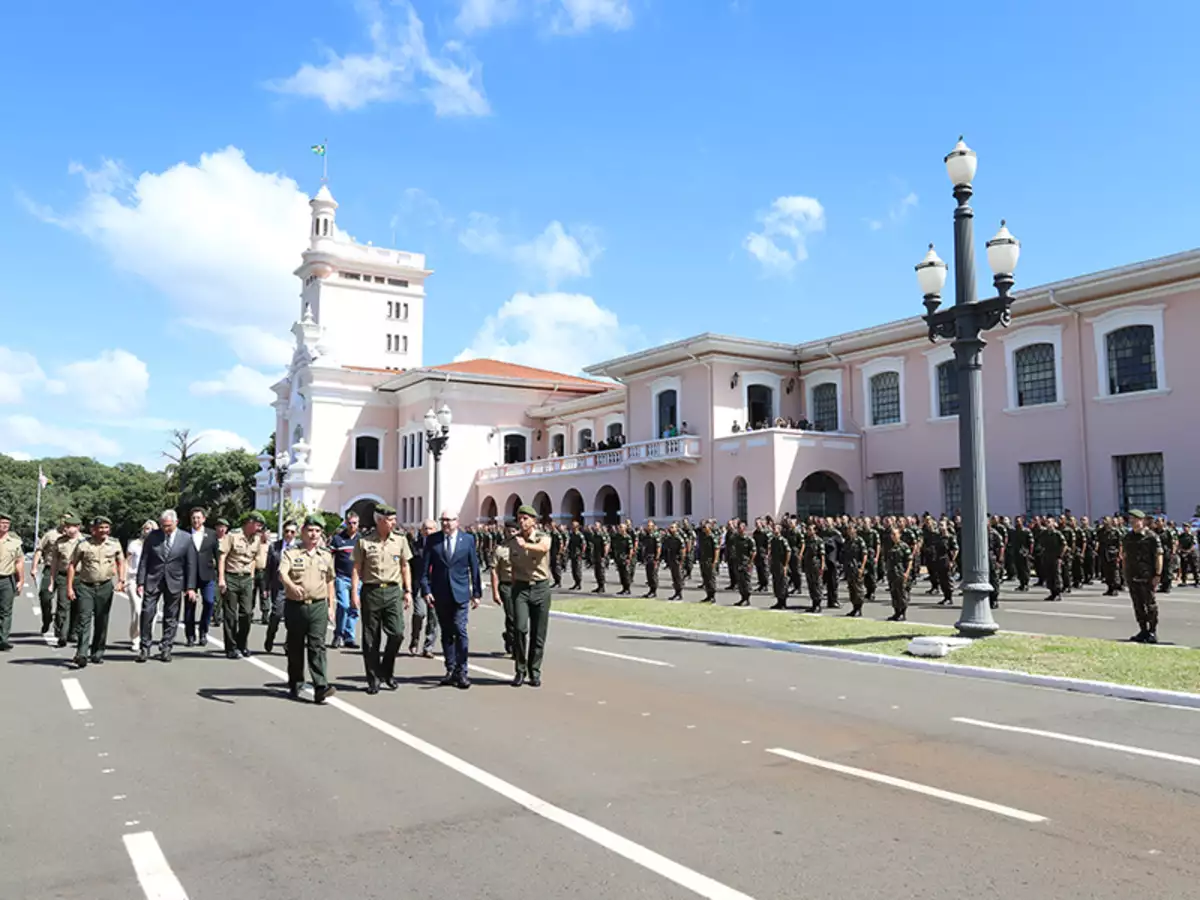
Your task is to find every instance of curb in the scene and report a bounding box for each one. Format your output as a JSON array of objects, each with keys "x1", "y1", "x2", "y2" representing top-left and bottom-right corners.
[{"x1": 549, "y1": 611, "x2": 1200, "y2": 709}]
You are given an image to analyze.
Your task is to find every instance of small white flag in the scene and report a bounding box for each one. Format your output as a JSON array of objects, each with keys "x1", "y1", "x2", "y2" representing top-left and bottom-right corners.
[{"x1": 38, "y1": 467, "x2": 49, "y2": 489}]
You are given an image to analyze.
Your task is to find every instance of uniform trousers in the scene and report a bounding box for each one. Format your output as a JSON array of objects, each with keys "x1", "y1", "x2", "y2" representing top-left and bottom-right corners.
[
  {"x1": 615, "y1": 558, "x2": 632, "y2": 593},
  {"x1": 770, "y1": 562, "x2": 790, "y2": 606},
  {"x1": 435, "y1": 596, "x2": 471, "y2": 679},
  {"x1": 361, "y1": 584, "x2": 403, "y2": 687},
  {"x1": 512, "y1": 579, "x2": 551, "y2": 679},
  {"x1": 804, "y1": 564, "x2": 825, "y2": 608},
  {"x1": 285, "y1": 599, "x2": 329, "y2": 689},
  {"x1": 140, "y1": 586, "x2": 182, "y2": 652},
  {"x1": 888, "y1": 572, "x2": 909, "y2": 616},
  {"x1": 569, "y1": 557, "x2": 583, "y2": 589},
  {"x1": 254, "y1": 569, "x2": 269, "y2": 621},
  {"x1": 222, "y1": 572, "x2": 255, "y2": 652},
  {"x1": 754, "y1": 554, "x2": 769, "y2": 591},
  {"x1": 38, "y1": 571, "x2": 55, "y2": 631},
  {"x1": 53, "y1": 572, "x2": 77, "y2": 641},
  {"x1": 845, "y1": 565, "x2": 865, "y2": 612},
  {"x1": 788, "y1": 553, "x2": 804, "y2": 594},
  {"x1": 1015, "y1": 552, "x2": 1031, "y2": 589},
  {"x1": 592, "y1": 560, "x2": 606, "y2": 591},
  {"x1": 1180, "y1": 549, "x2": 1200, "y2": 585},
  {"x1": 0, "y1": 574, "x2": 15, "y2": 645},
  {"x1": 699, "y1": 559, "x2": 717, "y2": 600},
  {"x1": 497, "y1": 582, "x2": 514, "y2": 652},
  {"x1": 409, "y1": 591, "x2": 439, "y2": 654},
  {"x1": 667, "y1": 559, "x2": 684, "y2": 596},
  {"x1": 550, "y1": 555, "x2": 562, "y2": 588},
  {"x1": 183, "y1": 579, "x2": 216, "y2": 642},
  {"x1": 822, "y1": 563, "x2": 840, "y2": 606},
  {"x1": 75, "y1": 581, "x2": 114, "y2": 661},
  {"x1": 1129, "y1": 580, "x2": 1159, "y2": 633},
  {"x1": 735, "y1": 563, "x2": 752, "y2": 604},
  {"x1": 644, "y1": 560, "x2": 660, "y2": 596},
  {"x1": 264, "y1": 590, "x2": 287, "y2": 649},
  {"x1": 931, "y1": 560, "x2": 954, "y2": 604}
]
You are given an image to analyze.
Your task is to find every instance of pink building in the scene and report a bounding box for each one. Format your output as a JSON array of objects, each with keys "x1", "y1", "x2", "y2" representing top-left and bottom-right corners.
[{"x1": 262, "y1": 186, "x2": 1197, "y2": 525}]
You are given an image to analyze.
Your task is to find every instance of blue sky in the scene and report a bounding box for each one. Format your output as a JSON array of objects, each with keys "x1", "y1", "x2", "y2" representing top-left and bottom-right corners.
[{"x1": 3, "y1": 0, "x2": 1198, "y2": 468}]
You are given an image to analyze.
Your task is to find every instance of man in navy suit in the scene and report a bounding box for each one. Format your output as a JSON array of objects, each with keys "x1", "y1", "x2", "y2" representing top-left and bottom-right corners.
[
  {"x1": 420, "y1": 510, "x2": 481, "y2": 689},
  {"x1": 136, "y1": 509, "x2": 198, "y2": 663}
]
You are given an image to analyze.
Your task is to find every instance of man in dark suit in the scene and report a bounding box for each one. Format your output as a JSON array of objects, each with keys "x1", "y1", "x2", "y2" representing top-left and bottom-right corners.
[
  {"x1": 420, "y1": 510, "x2": 481, "y2": 689},
  {"x1": 184, "y1": 507, "x2": 221, "y2": 648},
  {"x1": 136, "y1": 509, "x2": 198, "y2": 662},
  {"x1": 264, "y1": 520, "x2": 299, "y2": 653},
  {"x1": 408, "y1": 519, "x2": 439, "y2": 657}
]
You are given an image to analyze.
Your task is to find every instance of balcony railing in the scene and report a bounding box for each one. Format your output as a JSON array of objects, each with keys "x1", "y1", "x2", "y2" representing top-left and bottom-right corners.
[{"x1": 477, "y1": 436, "x2": 702, "y2": 483}]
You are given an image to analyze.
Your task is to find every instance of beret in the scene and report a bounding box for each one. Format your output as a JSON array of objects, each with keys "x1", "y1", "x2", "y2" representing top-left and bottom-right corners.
[
  {"x1": 91, "y1": 515, "x2": 112, "y2": 526},
  {"x1": 516, "y1": 504, "x2": 537, "y2": 518},
  {"x1": 303, "y1": 514, "x2": 325, "y2": 528},
  {"x1": 374, "y1": 504, "x2": 397, "y2": 517},
  {"x1": 62, "y1": 514, "x2": 82, "y2": 526},
  {"x1": 243, "y1": 512, "x2": 267, "y2": 525},
  {"x1": 1127, "y1": 509, "x2": 1147, "y2": 520}
]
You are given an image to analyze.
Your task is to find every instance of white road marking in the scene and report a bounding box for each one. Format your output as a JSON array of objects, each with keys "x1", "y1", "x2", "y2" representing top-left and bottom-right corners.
[
  {"x1": 227, "y1": 639, "x2": 758, "y2": 899},
  {"x1": 1006, "y1": 609, "x2": 1115, "y2": 620},
  {"x1": 574, "y1": 646, "x2": 674, "y2": 667},
  {"x1": 766, "y1": 748, "x2": 1047, "y2": 824},
  {"x1": 952, "y1": 717, "x2": 1200, "y2": 767},
  {"x1": 61, "y1": 678, "x2": 91, "y2": 711},
  {"x1": 1057, "y1": 600, "x2": 1125, "y2": 609},
  {"x1": 468, "y1": 663, "x2": 511, "y2": 679},
  {"x1": 112, "y1": 794, "x2": 127, "y2": 800},
  {"x1": 123, "y1": 831, "x2": 190, "y2": 900}
]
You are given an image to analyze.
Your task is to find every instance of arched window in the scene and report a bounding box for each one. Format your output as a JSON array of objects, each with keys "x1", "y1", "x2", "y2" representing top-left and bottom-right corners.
[
  {"x1": 812, "y1": 383, "x2": 838, "y2": 431},
  {"x1": 354, "y1": 435, "x2": 380, "y2": 471},
  {"x1": 1014, "y1": 342, "x2": 1057, "y2": 406},
  {"x1": 662, "y1": 480, "x2": 674, "y2": 517},
  {"x1": 937, "y1": 361, "x2": 959, "y2": 417},
  {"x1": 682, "y1": 478, "x2": 693, "y2": 516},
  {"x1": 606, "y1": 421, "x2": 624, "y2": 441},
  {"x1": 733, "y1": 477, "x2": 748, "y2": 522},
  {"x1": 551, "y1": 433, "x2": 565, "y2": 457},
  {"x1": 577, "y1": 428, "x2": 594, "y2": 452},
  {"x1": 1106, "y1": 325, "x2": 1157, "y2": 395},
  {"x1": 869, "y1": 371, "x2": 901, "y2": 425},
  {"x1": 747, "y1": 384, "x2": 774, "y2": 427},
  {"x1": 656, "y1": 389, "x2": 678, "y2": 436},
  {"x1": 645, "y1": 482, "x2": 656, "y2": 518},
  {"x1": 503, "y1": 434, "x2": 528, "y2": 464}
]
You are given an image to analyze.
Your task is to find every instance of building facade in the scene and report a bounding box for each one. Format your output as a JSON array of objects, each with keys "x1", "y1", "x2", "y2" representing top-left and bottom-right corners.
[{"x1": 260, "y1": 185, "x2": 1198, "y2": 525}]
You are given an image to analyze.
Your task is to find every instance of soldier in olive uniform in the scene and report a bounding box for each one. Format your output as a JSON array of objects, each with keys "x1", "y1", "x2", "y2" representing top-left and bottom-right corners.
[
  {"x1": 1098, "y1": 517, "x2": 1122, "y2": 595},
  {"x1": 1011, "y1": 516, "x2": 1033, "y2": 591},
  {"x1": 49, "y1": 515, "x2": 85, "y2": 647},
  {"x1": 67, "y1": 516, "x2": 125, "y2": 667},
  {"x1": 885, "y1": 527, "x2": 913, "y2": 622},
  {"x1": 548, "y1": 524, "x2": 564, "y2": 588},
  {"x1": 1122, "y1": 510, "x2": 1163, "y2": 643},
  {"x1": 860, "y1": 519, "x2": 878, "y2": 602},
  {"x1": 351, "y1": 504, "x2": 413, "y2": 695},
  {"x1": 590, "y1": 523, "x2": 610, "y2": 594},
  {"x1": 752, "y1": 520, "x2": 770, "y2": 592},
  {"x1": 929, "y1": 523, "x2": 957, "y2": 606},
  {"x1": 0, "y1": 512, "x2": 24, "y2": 651},
  {"x1": 565, "y1": 521, "x2": 584, "y2": 591},
  {"x1": 988, "y1": 517, "x2": 1005, "y2": 609},
  {"x1": 802, "y1": 523, "x2": 825, "y2": 611},
  {"x1": 34, "y1": 515, "x2": 64, "y2": 635},
  {"x1": 724, "y1": 521, "x2": 739, "y2": 591},
  {"x1": 1177, "y1": 524, "x2": 1198, "y2": 587},
  {"x1": 1038, "y1": 518, "x2": 1068, "y2": 602},
  {"x1": 491, "y1": 521, "x2": 517, "y2": 654},
  {"x1": 1154, "y1": 519, "x2": 1176, "y2": 594},
  {"x1": 278, "y1": 515, "x2": 337, "y2": 703},
  {"x1": 663, "y1": 523, "x2": 685, "y2": 601},
  {"x1": 768, "y1": 524, "x2": 791, "y2": 610},
  {"x1": 697, "y1": 520, "x2": 719, "y2": 603},
  {"x1": 510, "y1": 505, "x2": 553, "y2": 687},
  {"x1": 641, "y1": 521, "x2": 662, "y2": 598},
  {"x1": 610, "y1": 523, "x2": 634, "y2": 595},
  {"x1": 218, "y1": 512, "x2": 266, "y2": 659},
  {"x1": 784, "y1": 518, "x2": 805, "y2": 596},
  {"x1": 841, "y1": 524, "x2": 867, "y2": 617},
  {"x1": 730, "y1": 521, "x2": 756, "y2": 607}
]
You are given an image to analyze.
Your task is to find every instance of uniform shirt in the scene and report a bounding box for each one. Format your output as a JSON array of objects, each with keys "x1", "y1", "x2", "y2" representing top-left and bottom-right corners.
[
  {"x1": 662, "y1": 533, "x2": 684, "y2": 562},
  {"x1": 0, "y1": 532, "x2": 22, "y2": 576},
  {"x1": 1122, "y1": 530, "x2": 1162, "y2": 583},
  {"x1": 71, "y1": 537, "x2": 123, "y2": 582},
  {"x1": 610, "y1": 531, "x2": 633, "y2": 560},
  {"x1": 220, "y1": 530, "x2": 262, "y2": 575},
  {"x1": 38, "y1": 528, "x2": 60, "y2": 565},
  {"x1": 641, "y1": 530, "x2": 662, "y2": 562},
  {"x1": 510, "y1": 531, "x2": 551, "y2": 583},
  {"x1": 280, "y1": 545, "x2": 334, "y2": 602},
  {"x1": 769, "y1": 534, "x2": 791, "y2": 566},
  {"x1": 697, "y1": 529, "x2": 718, "y2": 562},
  {"x1": 493, "y1": 541, "x2": 514, "y2": 583},
  {"x1": 886, "y1": 541, "x2": 913, "y2": 576},
  {"x1": 354, "y1": 529, "x2": 413, "y2": 584},
  {"x1": 50, "y1": 533, "x2": 84, "y2": 576},
  {"x1": 329, "y1": 530, "x2": 359, "y2": 578}
]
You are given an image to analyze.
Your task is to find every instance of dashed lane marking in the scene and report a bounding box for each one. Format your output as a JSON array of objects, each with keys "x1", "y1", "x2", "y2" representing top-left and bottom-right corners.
[
  {"x1": 123, "y1": 831, "x2": 190, "y2": 900},
  {"x1": 61, "y1": 678, "x2": 91, "y2": 711},
  {"x1": 766, "y1": 748, "x2": 1047, "y2": 824},
  {"x1": 1005, "y1": 609, "x2": 1115, "y2": 621},
  {"x1": 952, "y1": 717, "x2": 1200, "y2": 767},
  {"x1": 573, "y1": 646, "x2": 675, "y2": 668}
]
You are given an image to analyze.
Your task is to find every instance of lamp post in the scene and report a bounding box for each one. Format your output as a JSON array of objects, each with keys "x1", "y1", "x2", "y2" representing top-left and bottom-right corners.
[
  {"x1": 424, "y1": 404, "x2": 452, "y2": 517},
  {"x1": 915, "y1": 136, "x2": 1021, "y2": 639},
  {"x1": 273, "y1": 449, "x2": 291, "y2": 535}
]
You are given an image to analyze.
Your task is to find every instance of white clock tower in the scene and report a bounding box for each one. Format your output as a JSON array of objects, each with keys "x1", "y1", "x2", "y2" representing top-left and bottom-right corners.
[{"x1": 292, "y1": 184, "x2": 433, "y2": 370}]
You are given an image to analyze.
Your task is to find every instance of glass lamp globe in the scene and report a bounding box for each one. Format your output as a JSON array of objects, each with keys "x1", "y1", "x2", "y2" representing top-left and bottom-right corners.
[
  {"x1": 944, "y1": 136, "x2": 977, "y2": 186},
  {"x1": 986, "y1": 220, "x2": 1021, "y2": 276},
  {"x1": 915, "y1": 244, "x2": 948, "y2": 297},
  {"x1": 436, "y1": 404, "x2": 453, "y2": 430},
  {"x1": 423, "y1": 408, "x2": 438, "y2": 434}
]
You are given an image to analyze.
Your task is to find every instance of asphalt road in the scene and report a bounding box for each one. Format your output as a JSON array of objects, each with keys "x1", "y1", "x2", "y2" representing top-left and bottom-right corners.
[
  {"x1": 559, "y1": 563, "x2": 1200, "y2": 647},
  {"x1": 4, "y1": 579, "x2": 1200, "y2": 899}
]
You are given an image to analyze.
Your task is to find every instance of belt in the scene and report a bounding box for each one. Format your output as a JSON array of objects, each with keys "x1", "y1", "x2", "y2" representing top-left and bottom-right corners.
[
  {"x1": 227, "y1": 570, "x2": 254, "y2": 577},
  {"x1": 81, "y1": 580, "x2": 112, "y2": 587},
  {"x1": 364, "y1": 581, "x2": 400, "y2": 588}
]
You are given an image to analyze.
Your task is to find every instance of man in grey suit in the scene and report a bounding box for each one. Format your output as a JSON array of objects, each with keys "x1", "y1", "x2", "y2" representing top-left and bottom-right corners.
[{"x1": 137, "y1": 509, "x2": 197, "y2": 663}]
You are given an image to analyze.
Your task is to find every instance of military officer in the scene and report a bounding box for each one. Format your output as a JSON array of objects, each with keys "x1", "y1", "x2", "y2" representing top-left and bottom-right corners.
[
  {"x1": 841, "y1": 523, "x2": 867, "y2": 617},
  {"x1": 1178, "y1": 523, "x2": 1198, "y2": 587},
  {"x1": 1154, "y1": 518, "x2": 1177, "y2": 594},
  {"x1": 662, "y1": 523, "x2": 685, "y2": 601},
  {"x1": 1038, "y1": 518, "x2": 1068, "y2": 602},
  {"x1": 885, "y1": 526, "x2": 913, "y2": 622},
  {"x1": 66, "y1": 516, "x2": 125, "y2": 667},
  {"x1": 730, "y1": 521, "x2": 756, "y2": 607},
  {"x1": 697, "y1": 519, "x2": 720, "y2": 603},
  {"x1": 48, "y1": 515, "x2": 85, "y2": 647},
  {"x1": 610, "y1": 523, "x2": 635, "y2": 595},
  {"x1": 784, "y1": 518, "x2": 805, "y2": 596},
  {"x1": 276, "y1": 515, "x2": 337, "y2": 703},
  {"x1": 928, "y1": 523, "x2": 957, "y2": 606},
  {"x1": 566, "y1": 521, "x2": 585, "y2": 590},
  {"x1": 768, "y1": 523, "x2": 791, "y2": 610},
  {"x1": 351, "y1": 504, "x2": 413, "y2": 695},
  {"x1": 1122, "y1": 510, "x2": 1163, "y2": 643},
  {"x1": 641, "y1": 521, "x2": 662, "y2": 599},
  {"x1": 1011, "y1": 516, "x2": 1033, "y2": 591},
  {"x1": 509, "y1": 505, "x2": 552, "y2": 687},
  {"x1": 752, "y1": 519, "x2": 771, "y2": 592},
  {"x1": 490, "y1": 520, "x2": 518, "y2": 655},
  {"x1": 33, "y1": 515, "x2": 63, "y2": 635},
  {"x1": 0, "y1": 512, "x2": 24, "y2": 651},
  {"x1": 801, "y1": 522, "x2": 825, "y2": 611},
  {"x1": 589, "y1": 523, "x2": 610, "y2": 594},
  {"x1": 218, "y1": 511, "x2": 266, "y2": 659},
  {"x1": 988, "y1": 516, "x2": 1005, "y2": 609}
]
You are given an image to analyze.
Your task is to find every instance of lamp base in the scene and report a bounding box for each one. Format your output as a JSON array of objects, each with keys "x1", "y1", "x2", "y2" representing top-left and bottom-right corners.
[{"x1": 955, "y1": 581, "x2": 1000, "y2": 638}]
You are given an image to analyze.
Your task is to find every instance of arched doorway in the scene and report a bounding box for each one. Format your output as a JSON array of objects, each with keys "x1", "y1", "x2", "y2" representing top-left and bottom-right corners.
[
  {"x1": 561, "y1": 488, "x2": 584, "y2": 524},
  {"x1": 345, "y1": 495, "x2": 382, "y2": 523},
  {"x1": 747, "y1": 384, "x2": 774, "y2": 427},
  {"x1": 504, "y1": 493, "x2": 523, "y2": 521},
  {"x1": 479, "y1": 496, "x2": 498, "y2": 523},
  {"x1": 645, "y1": 482, "x2": 657, "y2": 519},
  {"x1": 733, "y1": 477, "x2": 747, "y2": 522},
  {"x1": 532, "y1": 491, "x2": 553, "y2": 524},
  {"x1": 795, "y1": 471, "x2": 848, "y2": 519},
  {"x1": 594, "y1": 485, "x2": 622, "y2": 526}
]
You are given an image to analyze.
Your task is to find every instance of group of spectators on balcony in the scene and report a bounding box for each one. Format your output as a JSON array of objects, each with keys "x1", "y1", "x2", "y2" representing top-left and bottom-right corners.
[{"x1": 733, "y1": 416, "x2": 816, "y2": 433}]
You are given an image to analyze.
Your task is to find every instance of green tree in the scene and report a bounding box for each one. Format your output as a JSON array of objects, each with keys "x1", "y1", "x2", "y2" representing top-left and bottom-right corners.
[{"x1": 178, "y1": 450, "x2": 260, "y2": 525}]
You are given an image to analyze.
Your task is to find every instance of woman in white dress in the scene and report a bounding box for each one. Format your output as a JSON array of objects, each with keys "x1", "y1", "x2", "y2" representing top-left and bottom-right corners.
[{"x1": 125, "y1": 520, "x2": 156, "y2": 651}]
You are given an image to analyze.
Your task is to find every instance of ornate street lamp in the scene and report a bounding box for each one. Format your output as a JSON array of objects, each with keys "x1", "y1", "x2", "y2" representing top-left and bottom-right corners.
[
  {"x1": 273, "y1": 449, "x2": 291, "y2": 536},
  {"x1": 916, "y1": 136, "x2": 1021, "y2": 638},
  {"x1": 424, "y1": 404, "x2": 452, "y2": 516}
]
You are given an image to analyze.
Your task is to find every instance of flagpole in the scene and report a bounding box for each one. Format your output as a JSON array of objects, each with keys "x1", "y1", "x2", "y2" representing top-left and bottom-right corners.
[
  {"x1": 322, "y1": 137, "x2": 328, "y2": 183},
  {"x1": 33, "y1": 467, "x2": 43, "y2": 546}
]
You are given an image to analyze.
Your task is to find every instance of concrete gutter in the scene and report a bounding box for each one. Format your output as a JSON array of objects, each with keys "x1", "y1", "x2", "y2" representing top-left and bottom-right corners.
[{"x1": 550, "y1": 611, "x2": 1200, "y2": 710}]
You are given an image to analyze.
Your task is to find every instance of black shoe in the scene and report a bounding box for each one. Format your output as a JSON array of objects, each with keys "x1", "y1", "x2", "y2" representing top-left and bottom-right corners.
[
  {"x1": 770, "y1": 602, "x2": 786, "y2": 610},
  {"x1": 989, "y1": 602, "x2": 999, "y2": 610},
  {"x1": 383, "y1": 677, "x2": 399, "y2": 691},
  {"x1": 331, "y1": 636, "x2": 343, "y2": 649},
  {"x1": 344, "y1": 641, "x2": 359, "y2": 650},
  {"x1": 288, "y1": 684, "x2": 302, "y2": 701},
  {"x1": 186, "y1": 637, "x2": 195, "y2": 647},
  {"x1": 734, "y1": 599, "x2": 750, "y2": 606},
  {"x1": 456, "y1": 678, "x2": 471, "y2": 690},
  {"x1": 264, "y1": 639, "x2": 274, "y2": 653},
  {"x1": 90, "y1": 656, "x2": 104, "y2": 665},
  {"x1": 159, "y1": 651, "x2": 172, "y2": 663},
  {"x1": 366, "y1": 681, "x2": 380, "y2": 695},
  {"x1": 887, "y1": 613, "x2": 906, "y2": 622},
  {"x1": 439, "y1": 675, "x2": 457, "y2": 686},
  {"x1": 827, "y1": 602, "x2": 842, "y2": 610},
  {"x1": 937, "y1": 598, "x2": 952, "y2": 606},
  {"x1": 226, "y1": 650, "x2": 240, "y2": 660},
  {"x1": 72, "y1": 656, "x2": 87, "y2": 669},
  {"x1": 0, "y1": 642, "x2": 12, "y2": 651},
  {"x1": 1143, "y1": 632, "x2": 1159, "y2": 644},
  {"x1": 315, "y1": 685, "x2": 337, "y2": 704},
  {"x1": 41, "y1": 620, "x2": 51, "y2": 635},
  {"x1": 420, "y1": 649, "x2": 435, "y2": 659},
  {"x1": 240, "y1": 649, "x2": 252, "y2": 658},
  {"x1": 511, "y1": 673, "x2": 525, "y2": 687},
  {"x1": 199, "y1": 635, "x2": 208, "y2": 647},
  {"x1": 56, "y1": 637, "x2": 67, "y2": 648},
  {"x1": 259, "y1": 616, "x2": 269, "y2": 625},
  {"x1": 528, "y1": 674, "x2": 541, "y2": 688},
  {"x1": 845, "y1": 609, "x2": 862, "y2": 617},
  {"x1": 136, "y1": 649, "x2": 149, "y2": 663}
]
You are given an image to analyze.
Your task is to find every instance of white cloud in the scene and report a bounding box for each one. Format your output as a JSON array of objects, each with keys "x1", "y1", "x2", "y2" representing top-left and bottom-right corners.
[
  {"x1": 0, "y1": 347, "x2": 48, "y2": 404},
  {"x1": 2, "y1": 414, "x2": 122, "y2": 458},
  {"x1": 190, "y1": 429, "x2": 257, "y2": 455},
  {"x1": 57, "y1": 349, "x2": 150, "y2": 417},
  {"x1": 190, "y1": 365, "x2": 279, "y2": 407},
  {"x1": 554, "y1": 0, "x2": 632, "y2": 33},
  {"x1": 743, "y1": 195, "x2": 825, "y2": 276},
  {"x1": 269, "y1": 0, "x2": 489, "y2": 116},
  {"x1": 2, "y1": 451, "x2": 33, "y2": 461},
  {"x1": 456, "y1": 291, "x2": 642, "y2": 375},
  {"x1": 28, "y1": 147, "x2": 312, "y2": 367},
  {"x1": 458, "y1": 0, "x2": 632, "y2": 34},
  {"x1": 460, "y1": 215, "x2": 601, "y2": 288},
  {"x1": 867, "y1": 190, "x2": 918, "y2": 231},
  {"x1": 457, "y1": 0, "x2": 521, "y2": 32}
]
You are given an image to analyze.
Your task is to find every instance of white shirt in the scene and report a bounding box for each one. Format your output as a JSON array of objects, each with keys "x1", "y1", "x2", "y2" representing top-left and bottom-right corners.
[
  {"x1": 192, "y1": 529, "x2": 204, "y2": 551},
  {"x1": 447, "y1": 531, "x2": 458, "y2": 558}
]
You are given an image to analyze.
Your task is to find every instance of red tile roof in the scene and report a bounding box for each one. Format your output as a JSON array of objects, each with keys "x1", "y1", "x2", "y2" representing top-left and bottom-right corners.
[{"x1": 342, "y1": 359, "x2": 615, "y2": 390}]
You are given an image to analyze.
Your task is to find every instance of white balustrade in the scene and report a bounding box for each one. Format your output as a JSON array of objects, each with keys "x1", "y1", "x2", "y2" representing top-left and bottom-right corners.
[{"x1": 476, "y1": 436, "x2": 701, "y2": 483}]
